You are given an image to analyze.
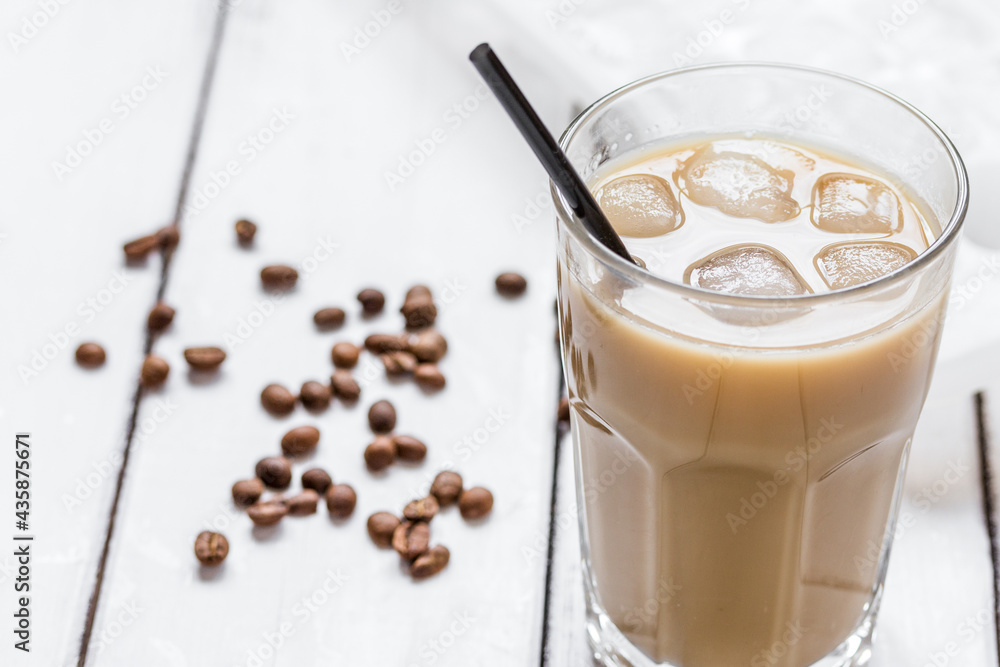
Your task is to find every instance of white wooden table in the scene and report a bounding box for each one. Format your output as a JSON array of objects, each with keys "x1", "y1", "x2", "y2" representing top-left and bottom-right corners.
[{"x1": 2, "y1": 1, "x2": 998, "y2": 665}]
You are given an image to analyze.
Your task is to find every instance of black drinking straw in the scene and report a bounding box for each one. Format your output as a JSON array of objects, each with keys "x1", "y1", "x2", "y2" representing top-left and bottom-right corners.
[{"x1": 469, "y1": 43, "x2": 637, "y2": 265}]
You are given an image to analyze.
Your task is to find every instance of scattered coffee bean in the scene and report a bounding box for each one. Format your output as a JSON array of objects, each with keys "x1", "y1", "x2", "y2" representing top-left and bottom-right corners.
[
  {"x1": 314, "y1": 307, "x2": 346, "y2": 330},
  {"x1": 459, "y1": 487, "x2": 494, "y2": 520},
  {"x1": 183, "y1": 346, "x2": 226, "y2": 371},
  {"x1": 400, "y1": 293, "x2": 437, "y2": 330},
  {"x1": 235, "y1": 218, "x2": 257, "y2": 245},
  {"x1": 140, "y1": 354, "x2": 170, "y2": 388},
  {"x1": 284, "y1": 489, "x2": 320, "y2": 516},
  {"x1": 430, "y1": 471, "x2": 463, "y2": 506},
  {"x1": 75, "y1": 342, "x2": 106, "y2": 368},
  {"x1": 156, "y1": 224, "x2": 180, "y2": 250},
  {"x1": 558, "y1": 396, "x2": 570, "y2": 423},
  {"x1": 392, "y1": 520, "x2": 430, "y2": 560},
  {"x1": 365, "y1": 333, "x2": 406, "y2": 354},
  {"x1": 331, "y1": 342, "x2": 360, "y2": 368},
  {"x1": 364, "y1": 436, "x2": 397, "y2": 471},
  {"x1": 123, "y1": 234, "x2": 159, "y2": 260},
  {"x1": 232, "y1": 478, "x2": 265, "y2": 507},
  {"x1": 382, "y1": 351, "x2": 417, "y2": 377},
  {"x1": 414, "y1": 363, "x2": 445, "y2": 390},
  {"x1": 367, "y1": 512, "x2": 401, "y2": 548},
  {"x1": 406, "y1": 285, "x2": 432, "y2": 301},
  {"x1": 301, "y1": 468, "x2": 333, "y2": 494},
  {"x1": 407, "y1": 330, "x2": 448, "y2": 363},
  {"x1": 261, "y1": 384, "x2": 297, "y2": 416},
  {"x1": 495, "y1": 272, "x2": 528, "y2": 297},
  {"x1": 393, "y1": 435, "x2": 427, "y2": 463},
  {"x1": 299, "y1": 381, "x2": 331, "y2": 412},
  {"x1": 357, "y1": 288, "x2": 385, "y2": 315},
  {"x1": 411, "y1": 545, "x2": 450, "y2": 579},
  {"x1": 194, "y1": 531, "x2": 229, "y2": 566},
  {"x1": 260, "y1": 265, "x2": 299, "y2": 292},
  {"x1": 326, "y1": 483, "x2": 357, "y2": 519},
  {"x1": 248, "y1": 500, "x2": 288, "y2": 527},
  {"x1": 255, "y1": 456, "x2": 292, "y2": 489},
  {"x1": 280, "y1": 426, "x2": 320, "y2": 457},
  {"x1": 330, "y1": 370, "x2": 361, "y2": 402},
  {"x1": 368, "y1": 400, "x2": 396, "y2": 433},
  {"x1": 403, "y1": 496, "x2": 440, "y2": 522},
  {"x1": 147, "y1": 302, "x2": 176, "y2": 332}
]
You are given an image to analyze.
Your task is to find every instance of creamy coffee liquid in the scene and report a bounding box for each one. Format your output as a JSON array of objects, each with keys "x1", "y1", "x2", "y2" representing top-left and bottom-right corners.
[{"x1": 560, "y1": 137, "x2": 943, "y2": 666}]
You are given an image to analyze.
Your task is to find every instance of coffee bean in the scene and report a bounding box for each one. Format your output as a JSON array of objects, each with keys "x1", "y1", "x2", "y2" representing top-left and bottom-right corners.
[
  {"x1": 558, "y1": 396, "x2": 570, "y2": 423},
  {"x1": 261, "y1": 384, "x2": 297, "y2": 416},
  {"x1": 123, "y1": 234, "x2": 158, "y2": 260},
  {"x1": 368, "y1": 400, "x2": 396, "y2": 433},
  {"x1": 75, "y1": 342, "x2": 106, "y2": 368},
  {"x1": 393, "y1": 435, "x2": 427, "y2": 462},
  {"x1": 313, "y1": 307, "x2": 346, "y2": 330},
  {"x1": 382, "y1": 351, "x2": 417, "y2": 377},
  {"x1": 407, "y1": 330, "x2": 448, "y2": 363},
  {"x1": 367, "y1": 512, "x2": 401, "y2": 548},
  {"x1": 364, "y1": 436, "x2": 397, "y2": 471},
  {"x1": 183, "y1": 346, "x2": 226, "y2": 371},
  {"x1": 232, "y1": 478, "x2": 265, "y2": 507},
  {"x1": 280, "y1": 426, "x2": 320, "y2": 457},
  {"x1": 403, "y1": 496, "x2": 440, "y2": 522},
  {"x1": 235, "y1": 218, "x2": 257, "y2": 245},
  {"x1": 326, "y1": 483, "x2": 357, "y2": 519},
  {"x1": 140, "y1": 354, "x2": 170, "y2": 388},
  {"x1": 331, "y1": 342, "x2": 360, "y2": 369},
  {"x1": 357, "y1": 288, "x2": 385, "y2": 315},
  {"x1": 248, "y1": 500, "x2": 288, "y2": 526},
  {"x1": 147, "y1": 302, "x2": 176, "y2": 332},
  {"x1": 299, "y1": 381, "x2": 331, "y2": 412},
  {"x1": 459, "y1": 487, "x2": 494, "y2": 520},
  {"x1": 411, "y1": 545, "x2": 450, "y2": 579},
  {"x1": 414, "y1": 363, "x2": 445, "y2": 390},
  {"x1": 400, "y1": 294, "x2": 437, "y2": 330},
  {"x1": 284, "y1": 489, "x2": 320, "y2": 516},
  {"x1": 430, "y1": 471, "x2": 463, "y2": 506},
  {"x1": 255, "y1": 456, "x2": 292, "y2": 489},
  {"x1": 194, "y1": 531, "x2": 229, "y2": 565},
  {"x1": 330, "y1": 370, "x2": 361, "y2": 402},
  {"x1": 495, "y1": 272, "x2": 528, "y2": 297},
  {"x1": 156, "y1": 224, "x2": 180, "y2": 250},
  {"x1": 406, "y1": 285, "x2": 432, "y2": 301},
  {"x1": 364, "y1": 333, "x2": 406, "y2": 354},
  {"x1": 301, "y1": 468, "x2": 332, "y2": 494},
  {"x1": 392, "y1": 520, "x2": 430, "y2": 560},
  {"x1": 260, "y1": 265, "x2": 298, "y2": 292}
]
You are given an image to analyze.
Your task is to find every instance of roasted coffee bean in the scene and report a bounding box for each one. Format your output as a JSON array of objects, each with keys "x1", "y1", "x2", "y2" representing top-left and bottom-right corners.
[
  {"x1": 368, "y1": 400, "x2": 396, "y2": 433},
  {"x1": 331, "y1": 342, "x2": 360, "y2": 368},
  {"x1": 558, "y1": 397, "x2": 570, "y2": 423},
  {"x1": 301, "y1": 468, "x2": 332, "y2": 494},
  {"x1": 382, "y1": 351, "x2": 417, "y2": 377},
  {"x1": 156, "y1": 224, "x2": 180, "y2": 250},
  {"x1": 147, "y1": 302, "x2": 175, "y2": 332},
  {"x1": 430, "y1": 471, "x2": 463, "y2": 506},
  {"x1": 194, "y1": 531, "x2": 229, "y2": 565},
  {"x1": 400, "y1": 294, "x2": 437, "y2": 330},
  {"x1": 255, "y1": 456, "x2": 292, "y2": 489},
  {"x1": 299, "y1": 381, "x2": 331, "y2": 412},
  {"x1": 284, "y1": 489, "x2": 320, "y2": 516},
  {"x1": 495, "y1": 272, "x2": 528, "y2": 297},
  {"x1": 364, "y1": 436, "x2": 396, "y2": 471},
  {"x1": 403, "y1": 496, "x2": 440, "y2": 522},
  {"x1": 405, "y1": 285, "x2": 432, "y2": 301},
  {"x1": 407, "y1": 330, "x2": 448, "y2": 363},
  {"x1": 411, "y1": 545, "x2": 450, "y2": 579},
  {"x1": 367, "y1": 512, "x2": 401, "y2": 548},
  {"x1": 140, "y1": 354, "x2": 170, "y2": 388},
  {"x1": 392, "y1": 520, "x2": 430, "y2": 560},
  {"x1": 248, "y1": 500, "x2": 288, "y2": 526},
  {"x1": 326, "y1": 483, "x2": 357, "y2": 519},
  {"x1": 235, "y1": 218, "x2": 257, "y2": 245},
  {"x1": 183, "y1": 346, "x2": 226, "y2": 371},
  {"x1": 393, "y1": 435, "x2": 427, "y2": 463},
  {"x1": 280, "y1": 426, "x2": 320, "y2": 457},
  {"x1": 330, "y1": 370, "x2": 361, "y2": 402},
  {"x1": 232, "y1": 478, "x2": 265, "y2": 507},
  {"x1": 357, "y1": 288, "x2": 385, "y2": 315},
  {"x1": 75, "y1": 342, "x2": 106, "y2": 368},
  {"x1": 459, "y1": 487, "x2": 494, "y2": 520},
  {"x1": 123, "y1": 234, "x2": 158, "y2": 260},
  {"x1": 365, "y1": 333, "x2": 406, "y2": 354},
  {"x1": 260, "y1": 265, "x2": 298, "y2": 292},
  {"x1": 313, "y1": 307, "x2": 346, "y2": 330},
  {"x1": 414, "y1": 363, "x2": 445, "y2": 390},
  {"x1": 261, "y1": 384, "x2": 297, "y2": 416}
]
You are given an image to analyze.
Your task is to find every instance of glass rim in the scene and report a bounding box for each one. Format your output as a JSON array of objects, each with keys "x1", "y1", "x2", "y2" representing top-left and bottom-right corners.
[{"x1": 552, "y1": 61, "x2": 969, "y2": 307}]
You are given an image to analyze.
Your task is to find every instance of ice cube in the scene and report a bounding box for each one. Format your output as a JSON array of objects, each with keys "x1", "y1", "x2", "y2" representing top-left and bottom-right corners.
[
  {"x1": 810, "y1": 173, "x2": 902, "y2": 234},
  {"x1": 596, "y1": 174, "x2": 683, "y2": 237},
  {"x1": 815, "y1": 242, "x2": 916, "y2": 289},
  {"x1": 678, "y1": 148, "x2": 800, "y2": 223},
  {"x1": 713, "y1": 139, "x2": 816, "y2": 173},
  {"x1": 687, "y1": 245, "x2": 809, "y2": 297}
]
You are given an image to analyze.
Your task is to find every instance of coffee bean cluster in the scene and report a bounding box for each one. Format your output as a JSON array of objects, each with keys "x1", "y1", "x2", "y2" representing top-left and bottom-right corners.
[
  {"x1": 122, "y1": 223, "x2": 181, "y2": 261},
  {"x1": 362, "y1": 400, "x2": 428, "y2": 472}
]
